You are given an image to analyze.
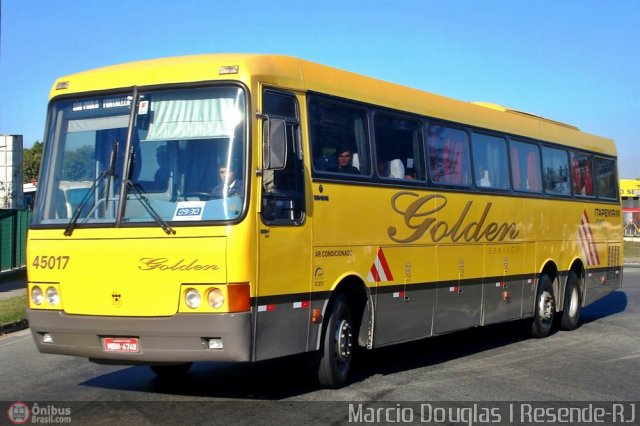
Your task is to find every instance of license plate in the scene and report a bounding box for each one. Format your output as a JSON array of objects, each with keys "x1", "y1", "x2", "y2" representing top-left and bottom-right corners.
[{"x1": 102, "y1": 337, "x2": 140, "y2": 353}]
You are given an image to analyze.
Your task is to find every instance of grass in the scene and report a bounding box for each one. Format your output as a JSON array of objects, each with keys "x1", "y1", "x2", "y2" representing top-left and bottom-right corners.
[
  {"x1": 624, "y1": 240, "x2": 640, "y2": 260},
  {"x1": 0, "y1": 295, "x2": 27, "y2": 327}
]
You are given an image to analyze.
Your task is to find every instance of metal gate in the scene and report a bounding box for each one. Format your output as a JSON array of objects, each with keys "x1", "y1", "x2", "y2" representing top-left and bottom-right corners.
[{"x1": 0, "y1": 210, "x2": 31, "y2": 272}]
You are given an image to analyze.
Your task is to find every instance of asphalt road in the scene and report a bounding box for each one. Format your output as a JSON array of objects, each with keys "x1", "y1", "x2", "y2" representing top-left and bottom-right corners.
[{"x1": 1, "y1": 268, "x2": 638, "y2": 424}]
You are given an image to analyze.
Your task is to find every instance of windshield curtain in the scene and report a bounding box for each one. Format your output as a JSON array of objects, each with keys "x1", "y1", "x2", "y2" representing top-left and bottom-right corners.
[{"x1": 33, "y1": 86, "x2": 247, "y2": 227}]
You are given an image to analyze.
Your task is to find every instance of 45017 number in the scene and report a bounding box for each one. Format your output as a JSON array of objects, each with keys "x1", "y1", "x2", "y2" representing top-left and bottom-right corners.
[{"x1": 32, "y1": 255, "x2": 70, "y2": 270}]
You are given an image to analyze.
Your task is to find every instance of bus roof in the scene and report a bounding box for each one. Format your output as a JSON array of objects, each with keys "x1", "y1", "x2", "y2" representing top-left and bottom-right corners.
[{"x1": 50, "y1": 53, "x2": 616, "y2": 156}]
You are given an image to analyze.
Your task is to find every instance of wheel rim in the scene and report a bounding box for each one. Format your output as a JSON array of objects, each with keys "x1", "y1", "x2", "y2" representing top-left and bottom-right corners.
[
  {"x1": 568, "y1": 286, "x2": 579, "y2": 317},
  {"x1": 538, "y1": 290, "x2": 554, "y2": 321},
  {"x1": 334, "y1": 318, "x2": 353, "y2": 366}
]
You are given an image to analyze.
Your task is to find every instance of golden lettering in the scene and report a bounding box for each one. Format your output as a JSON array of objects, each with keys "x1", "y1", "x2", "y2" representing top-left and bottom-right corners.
[
  {"x1": 138, "y1": 257, "x2": 220, "y2": 271},
  {"x1": 388, "y1": 192, "x2": 519, "y2": 243}
]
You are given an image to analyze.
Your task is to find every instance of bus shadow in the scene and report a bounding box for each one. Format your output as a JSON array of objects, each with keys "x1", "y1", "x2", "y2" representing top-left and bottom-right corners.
[
  {"x1": 580, "y1": 290, "x2": 628, "y2": 324},
  {"x1": 79, "y1": 357, "x2": 318, "y2": 399},
  {"x1": 79, "y1": 290, "x2": 628, "y2": 399},
  {"x1": 79, "y1": 321, "x2": 529, "y2": 400},
  {"x1": 351, "y1": 320, "x2": 530, "y2": 383}
]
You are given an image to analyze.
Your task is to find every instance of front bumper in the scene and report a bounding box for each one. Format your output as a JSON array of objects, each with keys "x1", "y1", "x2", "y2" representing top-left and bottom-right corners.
[{"x1": 27, "y1": 309, "x2": 252, "y2": 363}]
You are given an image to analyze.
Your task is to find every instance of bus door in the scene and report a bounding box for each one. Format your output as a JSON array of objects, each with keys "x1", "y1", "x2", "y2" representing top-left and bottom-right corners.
[{"x1": 255, "y1": 89, "x2": 311, "y2": 361}]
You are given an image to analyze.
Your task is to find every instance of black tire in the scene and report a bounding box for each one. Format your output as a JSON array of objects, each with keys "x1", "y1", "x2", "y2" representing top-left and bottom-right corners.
[
  {"x1": 149, "y1": 362, "x2": 192, "y2": 378},
  {"x1": 531, "y1": 274, "x2": 556, "y2": 338},
  {"x1": 314, "y1": 293, "x2": 354, "y2": 388},
  {"x1": 559, "y1": 271, "x2": 582, "y2": 331}
]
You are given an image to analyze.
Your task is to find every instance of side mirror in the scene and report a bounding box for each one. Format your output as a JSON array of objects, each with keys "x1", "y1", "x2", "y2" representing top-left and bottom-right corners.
[{"x1": 263, "y1": 118, "x2": 287, "y2": 170}]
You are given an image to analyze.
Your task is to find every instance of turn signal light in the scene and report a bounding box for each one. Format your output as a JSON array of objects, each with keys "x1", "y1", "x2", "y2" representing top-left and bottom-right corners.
[{"x1": 227, "y1": 283, "x2": 250, "y2": 312}]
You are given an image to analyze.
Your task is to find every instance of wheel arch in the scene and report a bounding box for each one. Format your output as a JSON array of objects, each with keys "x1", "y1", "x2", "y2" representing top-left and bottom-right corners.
[
  {"x1": 539, "y1": 260, "x2": 560, "y2": 300},
  {"x1": 317, "y1": 274, "x2": 372, "y2": 351}
]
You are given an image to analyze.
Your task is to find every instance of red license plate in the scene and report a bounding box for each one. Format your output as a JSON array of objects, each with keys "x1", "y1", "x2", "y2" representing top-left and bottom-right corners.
[{"x1": 102, "y1": 337, "x2": 140, "y2": 353}]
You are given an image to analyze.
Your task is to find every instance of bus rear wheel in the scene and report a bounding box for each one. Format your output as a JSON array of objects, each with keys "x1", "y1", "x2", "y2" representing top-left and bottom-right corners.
[
  {"x1": 313, "y1": 293, "x2": 354, "y2": 388},
  {"x1": 559, "y1": 271, "x2": 582, "y2": 331},
  {"x1": 530, "y1": 274, "x2": 556, "y2": 338}
]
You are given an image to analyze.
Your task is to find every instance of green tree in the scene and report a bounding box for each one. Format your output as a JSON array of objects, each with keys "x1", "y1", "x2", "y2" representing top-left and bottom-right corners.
[{"x1": 23, "y1": 141, "x2": 43, "y2": 182}]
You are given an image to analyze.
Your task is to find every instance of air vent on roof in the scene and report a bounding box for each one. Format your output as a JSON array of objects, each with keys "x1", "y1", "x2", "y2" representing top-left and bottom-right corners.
[{"x1": 471, "y1": 101, "x2": 579, "y2": 130}]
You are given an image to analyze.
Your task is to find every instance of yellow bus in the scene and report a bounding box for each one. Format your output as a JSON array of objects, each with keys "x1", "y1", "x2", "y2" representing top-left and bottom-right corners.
[{"x1": 27, "y1": 54, "x2": 623, "y2": 388}]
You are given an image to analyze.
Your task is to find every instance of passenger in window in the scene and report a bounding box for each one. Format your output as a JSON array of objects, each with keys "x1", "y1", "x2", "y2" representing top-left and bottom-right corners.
[
  {"x1": 377, "y1": 159, "x2": 389, "y2": 177},
  {"x1": 329, "y1": 145, "x2": 360, "y2": 174},
  {"x1": 211, "y1": 164, "x2": 243, "y2": 198},
  {"x1": 404, "y1": 168, "x2": 416, "y2": 180}
]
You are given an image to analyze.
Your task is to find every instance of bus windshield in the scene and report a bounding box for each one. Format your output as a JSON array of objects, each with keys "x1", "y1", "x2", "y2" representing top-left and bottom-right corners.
[{"x1": 33, "y1": 86, "x2": 247, "y2": 228}]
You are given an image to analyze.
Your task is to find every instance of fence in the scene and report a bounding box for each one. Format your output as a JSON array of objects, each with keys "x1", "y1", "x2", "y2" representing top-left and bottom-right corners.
[{"x1": 0, "y1": 210, "x2": 31, "y2": 272}]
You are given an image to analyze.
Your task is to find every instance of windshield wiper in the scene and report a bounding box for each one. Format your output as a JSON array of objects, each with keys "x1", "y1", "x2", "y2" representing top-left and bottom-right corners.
[
  {"x1": 64, "y1": 140, "x2": 119, "y2": 237},
  {"x1": 63, "y1": 171, "x2": 108, "y2": 236},
  {"x1": 127, "y1": 182, "x2": 176, "y2": 235},
  {"x1": 103, "y1": 139, "x2": 119, "y2": 209}
]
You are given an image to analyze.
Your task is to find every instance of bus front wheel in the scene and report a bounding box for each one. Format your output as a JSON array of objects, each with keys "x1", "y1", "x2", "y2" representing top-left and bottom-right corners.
[
  {"x1": 531, "y1": 274, "x2": 556, "y2": 338},
  {"x1": 314, "y1": 293, "x2": 354, "y2": 388}
]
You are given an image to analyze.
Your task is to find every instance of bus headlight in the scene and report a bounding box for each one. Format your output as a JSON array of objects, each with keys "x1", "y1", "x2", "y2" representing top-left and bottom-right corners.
[
  {"x1": 185, "y1": 288, "x2": 201, "y2": 309},
  {"x1": 46, "y1": 286, "x2": 60, "y2": 306},
  {"x1": 31, "y1": 286, "x2": 44, "y2": 305},
  {"x1": 207, "y1": 288, "x2": 224, "y2": 309}
]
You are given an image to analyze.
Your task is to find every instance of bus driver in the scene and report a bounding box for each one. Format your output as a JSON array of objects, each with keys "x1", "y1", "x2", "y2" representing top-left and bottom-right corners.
[{"x1": 211, "y1": 165, "x2": 243, "y2": 198}]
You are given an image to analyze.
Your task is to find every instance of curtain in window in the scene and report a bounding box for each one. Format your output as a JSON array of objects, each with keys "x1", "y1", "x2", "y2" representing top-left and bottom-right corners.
[
  {"x1": 511, "y1": 146, "x2": 521, "y2": 190},
  {"x1": 353, "y1": 117, "x2": 367, "y2": 173},
  {"x1": 583, "y1": 161, "x2": 594, "y2": 195},
  {"x1": 429, "y1": 136, "x2": 442, "y2": 182},
  {"x1": 571, "y1": 157, "x2": 594, "y2": 196},
  {"x1": 526, "y1": 152, "x2": 541, "y2": 191},
  {"x1": 144, "y1": 93, "x2": 242, "y2": 141},
  {"x1": 443, "y1": 138, "x2": 464, "y2": 184}
]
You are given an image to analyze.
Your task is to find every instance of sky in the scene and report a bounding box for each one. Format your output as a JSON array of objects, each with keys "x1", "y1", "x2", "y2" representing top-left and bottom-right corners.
[{"x1": 1, "y1": 1, "x2": 639, "y2": 177}]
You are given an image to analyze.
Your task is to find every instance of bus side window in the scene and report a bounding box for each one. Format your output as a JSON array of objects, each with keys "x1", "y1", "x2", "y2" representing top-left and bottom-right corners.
[
  {"x1": 427, "y1": 124, "x2": 471, "y2": 186},
  {"x1": 510, "y1": 140, "x2": 542, "y2": 192},
  {"x1": 471, "y1": 132, "x2": 509, "y2": 190},
  {"x1": 373, "y1": 112, "x2": 424, "y2": 181},
  {"x1": 308, "y1": 96, "x2": 371, "y2": 176},
  {"x1": 570, "y1": 152, "x2": 595, "y2": 197},
  {"x1": 541, "y1": 146, "x2": 570, "y2": 195},
  {"x1": 594, "y1": 157, "x2": 618, "y2": 199},
  {"x1": 261, "y1": 90, "x2": 305, "y2": 223}
]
